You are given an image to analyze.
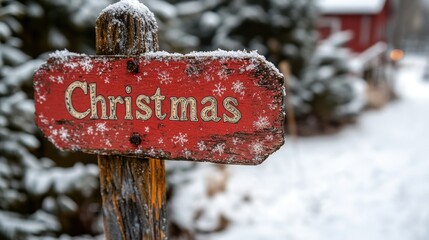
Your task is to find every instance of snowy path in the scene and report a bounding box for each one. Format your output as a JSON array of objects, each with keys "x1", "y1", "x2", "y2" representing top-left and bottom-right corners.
[{"x1": 169, "y1": 56, "x2": 429, "y2": 240}]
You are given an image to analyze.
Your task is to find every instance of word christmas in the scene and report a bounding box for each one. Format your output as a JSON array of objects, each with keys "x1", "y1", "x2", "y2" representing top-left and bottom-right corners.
[
  {"x1": 65, "y1": 82, "x2": 241, "y2": 123},
  {"x1": 34, "y1": 51, "x2": 285, "y2": 164}
]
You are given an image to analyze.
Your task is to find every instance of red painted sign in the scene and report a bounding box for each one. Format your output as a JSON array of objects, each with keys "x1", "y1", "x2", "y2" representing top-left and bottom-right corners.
[{"x1": 34, "y1": 51, "x2": 285, "y2": 165}]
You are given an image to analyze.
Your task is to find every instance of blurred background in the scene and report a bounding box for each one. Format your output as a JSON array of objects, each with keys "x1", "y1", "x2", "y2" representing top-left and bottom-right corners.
[{"x1": 1, "y1": 0, "x2": 429, "y2": 239}]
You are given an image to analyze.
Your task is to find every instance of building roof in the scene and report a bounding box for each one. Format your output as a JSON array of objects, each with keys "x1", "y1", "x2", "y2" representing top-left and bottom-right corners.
[{"x1": 317, "y1": 0, "x2": 387, "y2": 14}]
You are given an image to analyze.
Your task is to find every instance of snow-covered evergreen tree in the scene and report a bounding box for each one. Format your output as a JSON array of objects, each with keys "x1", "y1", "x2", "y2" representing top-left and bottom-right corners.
[
  {"x1": 291, "y1": 31, "x2": 367, "y2": 134},
  {"x1": 160, "y1": 0, "x2": 318, "y2": 78},
  {"x1": 0, "y1": 0, "x2": 110, "y2": 238}
]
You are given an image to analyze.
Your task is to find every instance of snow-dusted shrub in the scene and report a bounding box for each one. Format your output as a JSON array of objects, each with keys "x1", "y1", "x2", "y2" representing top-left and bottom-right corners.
[
  {"x1": 0, "y1": 0, "x2": 106, "y2": 239},
  {"x1": 291, "y1": 31, "x2": 367, "y2": 133},
  {"x1": 156, "y1": 0, "x2": 318, "y2": 78}
]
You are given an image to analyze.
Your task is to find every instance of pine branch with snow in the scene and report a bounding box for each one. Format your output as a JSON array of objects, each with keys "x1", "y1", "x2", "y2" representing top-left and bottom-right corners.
[{"x1": 0, "y1": 1, "x2": 107, "y2": 239}]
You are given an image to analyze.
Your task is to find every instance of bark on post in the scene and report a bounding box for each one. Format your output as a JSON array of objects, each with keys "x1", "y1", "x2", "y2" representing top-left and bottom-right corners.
[{"x1": 95, "y1": 2, "x2": 167, "y2": 239}]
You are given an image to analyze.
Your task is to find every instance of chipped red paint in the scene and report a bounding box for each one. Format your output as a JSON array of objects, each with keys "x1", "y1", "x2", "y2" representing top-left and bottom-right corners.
[{"x1": 34, "y1": 53, "x2": 285, "y2": 165}]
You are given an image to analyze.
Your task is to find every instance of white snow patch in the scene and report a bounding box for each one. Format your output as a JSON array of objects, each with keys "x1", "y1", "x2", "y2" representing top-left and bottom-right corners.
[
  {"x1": 25, "y1": 163, "x2": 99, "y2": 196},
  {"x1": 317, "y1": 0, "x2": 387, "y2": 14},
  {"x1": 48, "y1": 49, "x2": 94, "y2": 72},
  {"x1": 100, "y1": 0, "x2": 158, "y2": 31}
]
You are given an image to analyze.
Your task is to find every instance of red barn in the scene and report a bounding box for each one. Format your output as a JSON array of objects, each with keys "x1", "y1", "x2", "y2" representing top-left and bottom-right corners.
[{"x1": 317, "y1": 0, "x2": 391, "y2": 53}]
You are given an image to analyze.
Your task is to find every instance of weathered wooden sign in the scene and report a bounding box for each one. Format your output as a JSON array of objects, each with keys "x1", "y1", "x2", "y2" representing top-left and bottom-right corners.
[{"x1": 34, "y1": 51, "x2": 285, "y2": 165}]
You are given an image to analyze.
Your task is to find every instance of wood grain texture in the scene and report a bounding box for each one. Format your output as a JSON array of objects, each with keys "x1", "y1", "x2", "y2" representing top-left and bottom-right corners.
[
  {"x1": 98, "y1": 156, "x2": 167, "y2": 240},
  {"x1": 95, "y1": 2, "x2": 167, "y2": 239}
]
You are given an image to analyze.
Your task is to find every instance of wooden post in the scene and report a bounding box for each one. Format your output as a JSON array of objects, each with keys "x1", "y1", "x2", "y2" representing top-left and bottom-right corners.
[{"x1": 95, "y1": 3, "x2": 167, "y2": 239}]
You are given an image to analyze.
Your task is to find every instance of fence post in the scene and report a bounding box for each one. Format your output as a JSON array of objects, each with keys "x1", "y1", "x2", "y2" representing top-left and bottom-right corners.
[{"x1": 95, "y1": 3, "x2": 167, "y2": 239}]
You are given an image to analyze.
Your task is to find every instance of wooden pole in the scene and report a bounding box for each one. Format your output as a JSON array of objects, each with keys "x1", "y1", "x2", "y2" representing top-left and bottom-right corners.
[{"x1": 95, "y1": 3, "x2": 167, "y2": 239}]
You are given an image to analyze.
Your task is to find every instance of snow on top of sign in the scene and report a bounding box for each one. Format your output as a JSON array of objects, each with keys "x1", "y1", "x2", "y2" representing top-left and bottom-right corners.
[
  {"x1": 48, "y1": 49, "x2": 93, "y2": 72},
  {"x1": 144, "y1": 50, "x2": 183, "y2": 59},
  {"x1": 144, "y1": 49, "x2": 282, "y2": 76},
  {"x1": 189, "y1": 49, "x2": 282, "y2": 76},
  {"x1": 143, "y1": 49, "x2": 264, "y2": 59},
  {"x1": 188, "y1": 49, "x2": 264, "y2": 59},
  {"x1": 100, "y1": 0, "x2": 158, "y2": 30},
  {"x1": 317, "y1": 0, "x2": 386, "y2": 14},
  {"x1": 47, "y1": 49, "x2": 282, "y2": 76}
]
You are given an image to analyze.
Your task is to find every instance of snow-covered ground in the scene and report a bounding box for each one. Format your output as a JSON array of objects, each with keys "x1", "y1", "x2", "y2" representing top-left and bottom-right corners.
[{"x1": 168, "y1": 55, "x2": 429, "y2": 240}]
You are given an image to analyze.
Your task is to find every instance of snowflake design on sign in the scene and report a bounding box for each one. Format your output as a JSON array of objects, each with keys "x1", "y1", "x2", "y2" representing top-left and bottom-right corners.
[
  {"x1": 80, "y1": 57, "x2": 93, "y2": 72},
  {"x1": 231, "y1": 80, "x2": 245, "y2": 96},
  {"x1": 239, "y1": 66, "x2": 246, "y2": 74},
  {"x1": 253, "y1": 116, "x2": 270, "y2": 130},
  {"x1": 265, "y1": 134, "x2": 274, "y2": 141},
  {"x1": 96, "y1": 122, "x2": 108, "y2": 134},
  {"x1": 52, "y1": 129, "x2": 58, "y2": 136},
  {"x1": 212, "y1": 83, "x2": 226, "y2": 97},
  {"x1": 59, "y1": 127, "x2": 69, "y2": 141},
  {"x1": 218, "y1": 66, "x2": 232, "y2": 80},
  {"x1": 158, "y1": 138, "x2": 164, "y2": 144},
  {"x1": 268, "y1": 103, "x2": 277, "y2": 111},
  {"x1": 105, "y1": 139, "x2": 112, "y2": 147},
  {"x1": 39, "y1": 114, "x2": 49, "y2": 125},
  {"x1": 246, "y1": 58, "x2": 259, "y2": 71},
  {"x1": 249, "y1": 140, "x2": 264, "y2": 155},
  {"x1": 135, "y1": 147, "x2": 143, "y2": 155},
  {"x1": 148, "y1": 147, "x2": 156, "y2": 157},
  {"x1": 158, "y1": 71, "x2": 172, "y2": 85},
  {"x1": 97, "y1": 58, "x2": 111, "y2": 74},
  {"x1": 212, "y1": 143, "x2": 226, "y2": 156},
  {"x1": 37, "y1": 94, "x2": 47, "y2": 104},
  {"x1": 232, "y1": 137, "x2": 243, "y2": 146},
  {"x1": 64, "y1": 61, "x2": 79, "y2": 70},
  {"x1": 49, "y1": 76, "x2": 64, "y2": 84},
  {"x1": 172, "y1": 132, "x2": 188, "y2": 147},
  {"x1": 204, "y1": 75, "x2": 213, "y2": 82},
  {"x1": 87, "y1": 126, "x2": 94, "y2": 135},
  {"x1": 197, "y1": 141, "x2": 207, "y2": 151},
  {"x1": 183, "y1": 149, "x2": 192, "y2": 159}
]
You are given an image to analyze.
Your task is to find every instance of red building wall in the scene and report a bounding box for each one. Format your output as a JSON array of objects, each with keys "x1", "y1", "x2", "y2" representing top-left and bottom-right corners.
[{"x1": 318, "y1": 1, "x2": 390, "y2": 53}]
